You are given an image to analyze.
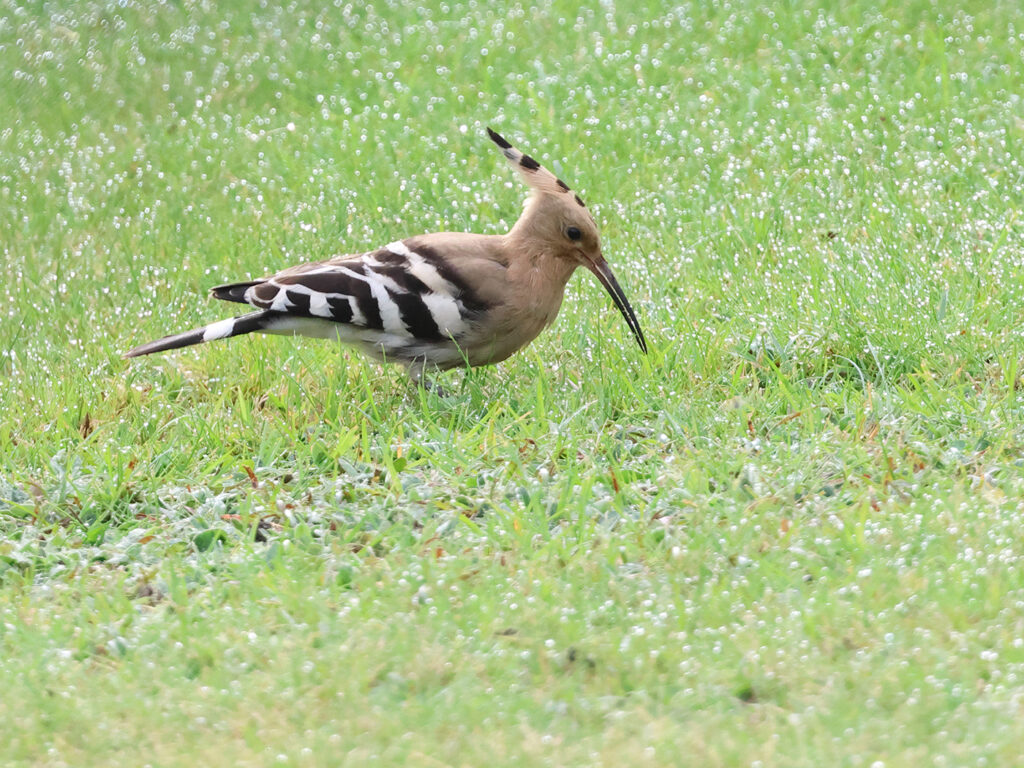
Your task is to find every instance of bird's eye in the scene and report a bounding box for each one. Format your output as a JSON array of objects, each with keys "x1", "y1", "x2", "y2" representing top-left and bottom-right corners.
[{"x1": 566, "y1": 226, "x2": 582, "y2": 241}]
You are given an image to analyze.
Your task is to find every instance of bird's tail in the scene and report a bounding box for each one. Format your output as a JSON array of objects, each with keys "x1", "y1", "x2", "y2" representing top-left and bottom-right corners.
[
  {"x1": 123, "y1": 310, "x2": 277, "y2": 358},
  {"x1": 210, "y1": 280, "x2": 262, "y2": 304}
]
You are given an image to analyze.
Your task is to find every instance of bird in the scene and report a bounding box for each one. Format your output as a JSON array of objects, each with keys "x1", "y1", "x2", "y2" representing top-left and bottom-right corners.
[{"x1": 125, "y1": 127, "x2": 648, "y2": 388}]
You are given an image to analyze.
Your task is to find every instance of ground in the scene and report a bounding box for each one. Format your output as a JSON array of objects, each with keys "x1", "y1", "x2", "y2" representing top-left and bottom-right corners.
[{"x1": 2, "y1": 0, "x2": 1024, "y2": 765}]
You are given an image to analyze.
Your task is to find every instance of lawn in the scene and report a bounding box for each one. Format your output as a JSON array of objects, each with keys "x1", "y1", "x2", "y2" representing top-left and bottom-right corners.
[{"x1": 2, "y1": 0, "x2": 1024, "y2": 765}]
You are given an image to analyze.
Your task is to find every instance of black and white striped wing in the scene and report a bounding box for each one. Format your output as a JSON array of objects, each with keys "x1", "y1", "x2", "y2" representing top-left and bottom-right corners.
[{"x1": 234, "y1": 240, "x2": 484, "y2": 355}]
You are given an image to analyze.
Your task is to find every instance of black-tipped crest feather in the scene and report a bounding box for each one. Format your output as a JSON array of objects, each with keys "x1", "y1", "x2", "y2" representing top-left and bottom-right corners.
[{"x1": 486, "y1": 127, "x2": 512, "y2": 149}]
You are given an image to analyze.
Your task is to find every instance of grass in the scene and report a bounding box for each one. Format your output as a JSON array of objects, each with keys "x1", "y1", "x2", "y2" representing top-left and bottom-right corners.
[{"x1": 2, "y1": 0, "x2": 1024, "y2": 764}]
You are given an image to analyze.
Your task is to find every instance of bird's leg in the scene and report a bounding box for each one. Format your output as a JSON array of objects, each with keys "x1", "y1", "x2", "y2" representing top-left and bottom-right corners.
[
  {"x1": 406, "y1": 361, "x2": 450, "y2": 397},
  {"x1": 424, "y1": 379, "x2": 450, "y2": 397}
]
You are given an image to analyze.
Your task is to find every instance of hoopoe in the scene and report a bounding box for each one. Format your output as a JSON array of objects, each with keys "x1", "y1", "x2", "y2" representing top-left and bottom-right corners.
[{"x1": 125, "y1": 128, "x2": 648, "y2": 386}]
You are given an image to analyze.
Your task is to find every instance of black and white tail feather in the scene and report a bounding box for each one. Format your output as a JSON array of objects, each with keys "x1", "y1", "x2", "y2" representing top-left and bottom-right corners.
[{"x1": 123, "y1": 310, "x2": 277, "y2": 358}]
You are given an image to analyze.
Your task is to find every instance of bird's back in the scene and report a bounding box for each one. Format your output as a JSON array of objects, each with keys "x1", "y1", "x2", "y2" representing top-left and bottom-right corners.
[{"x1": 210, "y1": 232, "x2": 517, "y2": 369}]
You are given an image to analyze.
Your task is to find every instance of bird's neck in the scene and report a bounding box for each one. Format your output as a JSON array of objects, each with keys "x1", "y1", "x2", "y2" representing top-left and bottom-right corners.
[
  {"x1": 506, "y1": 202, "x2": 576, "y2": 280},
  {"x1": 500, "y1": 230, "x2": 577, "y2": 327}
]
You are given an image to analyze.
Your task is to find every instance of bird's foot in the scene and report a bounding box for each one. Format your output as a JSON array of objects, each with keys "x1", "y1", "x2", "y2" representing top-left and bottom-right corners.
[
  {"x1": 423, "y1": 379, "x2": 451, "y2": 398},
  {"x1": 406, "y1": 362, "x2": 451, "y2": 398}
]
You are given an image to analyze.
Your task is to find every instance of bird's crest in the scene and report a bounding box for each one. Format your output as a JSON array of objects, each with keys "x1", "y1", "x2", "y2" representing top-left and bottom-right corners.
[{"x1": 487, "y1": 127, "x2": 587, "y2": 208}]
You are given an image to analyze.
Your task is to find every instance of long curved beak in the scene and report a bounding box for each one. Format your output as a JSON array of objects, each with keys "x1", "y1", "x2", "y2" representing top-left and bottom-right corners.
[{"x1": 584, "y1": 254, "x2": 648, "y2": 355}]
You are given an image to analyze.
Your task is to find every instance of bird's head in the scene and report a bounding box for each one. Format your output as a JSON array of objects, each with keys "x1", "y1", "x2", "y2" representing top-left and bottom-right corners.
[{"x1": 487, "y1": 127, "x2": 648, "y2": 355}]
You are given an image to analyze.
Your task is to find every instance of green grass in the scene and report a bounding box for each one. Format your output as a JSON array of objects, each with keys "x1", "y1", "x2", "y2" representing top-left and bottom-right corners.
[{"x1": 3, "y1": 0, "x2": 1024, "y2": 764}]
